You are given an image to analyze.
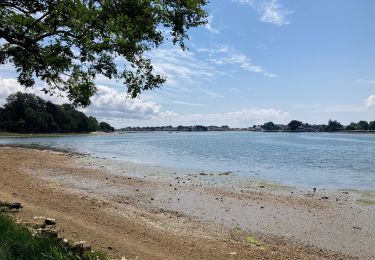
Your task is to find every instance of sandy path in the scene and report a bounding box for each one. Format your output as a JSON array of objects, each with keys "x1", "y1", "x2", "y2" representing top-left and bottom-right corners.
[{"x1": 0, "y1": 146, "x2": 373, "y2": 259}]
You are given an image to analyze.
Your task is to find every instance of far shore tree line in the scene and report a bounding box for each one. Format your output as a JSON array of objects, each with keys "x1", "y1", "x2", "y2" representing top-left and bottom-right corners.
[
  {"x1": 0, "y1": 92, "x2": 114, "y2": 133},
  {"x1": 119, "y1": 120, "x2": 375, "y2": 133},
  {"x1": 258, "y1": 120, "x2": 375, "y2": 132}
]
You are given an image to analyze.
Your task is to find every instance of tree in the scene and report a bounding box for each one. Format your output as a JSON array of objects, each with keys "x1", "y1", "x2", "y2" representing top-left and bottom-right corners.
[
  {"x1": 357, "y1": 121, "x2": 369, "y2": 131},
  {"x1": 346, "y1": 122, "x2": 357, "y2": 131},
  {"x1": 262, "y1": 122, "x2": 279, "y2": 131},
  {"x1": 369, "y1": 121, "x2": 375, "y2": 131},
  {"x1": 99, "y1": 122, "x2": 114, "y2": 132},
  {"x1": 0, "y1": 92, "x2": 113, "y2": 133},
  {"x1": 327, "y1": 120, "x2": 342, "y2": 132},
  {"x1": 0, "y1": 0, "x2": 208, "y2": 106},
  {"x1": 287, "y1": 120, "x2": 303, "y2": 131}
]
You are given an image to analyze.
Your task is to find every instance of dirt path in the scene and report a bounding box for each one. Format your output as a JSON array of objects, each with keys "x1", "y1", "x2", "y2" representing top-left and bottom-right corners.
[{"x1": 0, "y1": 147, "x2": 370, "y2": 259}]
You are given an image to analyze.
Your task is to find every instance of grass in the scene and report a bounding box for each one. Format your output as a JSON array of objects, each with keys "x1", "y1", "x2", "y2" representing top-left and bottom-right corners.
[
  {"x1": 245, "y1": 234, "x2": 260, "y2": 246},
  {"x1": 231, "y1": 226, "x2": 267, "y2": 250},
  {"x1": 0, "y1": 213, "x2": 106, "y2": 260}
]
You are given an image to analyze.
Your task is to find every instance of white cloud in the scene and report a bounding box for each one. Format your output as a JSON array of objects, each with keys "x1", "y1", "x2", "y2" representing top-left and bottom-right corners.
[
  {"x1": 365, "y1": 95, "x2": 375, "y2": 108},
  {"x1": 259, "y1": 0, "x2": 292, "y2": 26},
  {"x1": 232, "y1": 0, "x2": 292, "y2": 26},
  {"x1": 0, "y1": 77, "x2": 163, "y2": 125},
  {"x1": 232, "y1": 0, "x2": 255, "y2": 6},
  {"x1": 171, "y1": 100, "x2": 205, "y2": 106},
  {"x1": 0, "y1": 77, "x2": 69, "y2": 106},
  {"x1": 148, "y1": 46, "x2": 215, "y2": 87},
  {"x1": 114, "y1": 107, "x2": 289, "y2": 128},
  {"x1": 82, "y1": 85, "x2": 162, "y2": 120},
  {"x1": 175, "y1": 108, "x2": 289, "y2": 127},
  {"x1": 0, "y1": 78, "x2": 24, "y2": 105},
  {"x1": 205, "y1": 15, "x2": 220, "y2": 34},
  {"x1": 199, "y1": 45, "x2": 277, "y2": 78}
]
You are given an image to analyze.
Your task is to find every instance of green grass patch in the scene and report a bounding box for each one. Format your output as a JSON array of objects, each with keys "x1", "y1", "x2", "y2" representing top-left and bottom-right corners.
[
  {"x1": 245, "y1": 234, "x2": 260, "y2": 246},
  {"x1": 231, "y1": 226, "x2": 266, "y2": 249},
  {"x1": 0, "y1": 213, "x2": 106, "y2": 260}
]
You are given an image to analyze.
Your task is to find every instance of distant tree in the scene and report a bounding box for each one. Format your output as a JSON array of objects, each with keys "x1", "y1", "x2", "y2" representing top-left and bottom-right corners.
[
  {"x1": 357, "y1": 121, "x2": 369, "y2": 131},
  {"x1": 262, "y1": 122, "x2": 279, "y2": 131},
  {"x1": 346, "y1": 122, "x2": 358, "y2": 131},
  {"x1": 192, "y1": 125, "x2": 208, "y2": 131},
  {"x1": 99, "y1": 122, "x2": 114, "y2": 132},
  {"x1": 369, "y1": 121, "x2": 375, "y2": 131},
  {"x1": 327, "y1": 120, "x2": 343, "y2": 132},
  {"x1": 87, "y1": 116, "x2": 99, "y2": 132},
  {"x1": 0, "y1": 1, "x2": 208, "y2": 106},
  {"x1": 287, "y1": 120, "x2": 303, "y2": 131}
]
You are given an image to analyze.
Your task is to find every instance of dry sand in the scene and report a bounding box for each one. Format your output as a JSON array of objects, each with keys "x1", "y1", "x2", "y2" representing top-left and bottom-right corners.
[{"x1": 1, "y1": 146, "x2": 374, "y2": 259}]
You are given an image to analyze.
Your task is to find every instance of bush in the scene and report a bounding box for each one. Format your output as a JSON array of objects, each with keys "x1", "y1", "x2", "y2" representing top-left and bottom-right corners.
[{"x1": 0, "y1": 213, "x2": 106, "y2": 260}]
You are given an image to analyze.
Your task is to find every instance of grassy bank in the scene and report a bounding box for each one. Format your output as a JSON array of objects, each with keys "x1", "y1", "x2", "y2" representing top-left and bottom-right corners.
[{"x1": 0, "y1": 213, "x2": 106, "y2": 260}]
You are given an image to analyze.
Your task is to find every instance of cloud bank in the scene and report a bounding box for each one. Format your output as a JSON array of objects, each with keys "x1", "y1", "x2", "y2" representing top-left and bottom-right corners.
[{"x1": 0, "y1": 77, "x2": 289, "y2": 128}]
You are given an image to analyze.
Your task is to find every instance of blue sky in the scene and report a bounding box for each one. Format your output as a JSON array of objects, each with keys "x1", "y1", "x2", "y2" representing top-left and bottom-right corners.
[{"x1": 1, "y1": 0, "x2": 374, "y2": 127}]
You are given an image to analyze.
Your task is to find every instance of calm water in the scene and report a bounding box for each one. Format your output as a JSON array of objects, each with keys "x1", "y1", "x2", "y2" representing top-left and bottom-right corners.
[{"x1": 1, "y1": 132, "x2": 374, "y2": 190}]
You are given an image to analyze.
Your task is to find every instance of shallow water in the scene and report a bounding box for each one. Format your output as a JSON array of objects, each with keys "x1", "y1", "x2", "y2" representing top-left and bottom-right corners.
[{"x1": 1, "y1": 131, "x2": 374, "y2": 190}]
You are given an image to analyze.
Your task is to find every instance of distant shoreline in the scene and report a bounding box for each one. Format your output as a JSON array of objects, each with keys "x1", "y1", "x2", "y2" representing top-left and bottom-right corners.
[
  {"x1": 1, "y1": 130, "x2": 375, "y2": 137},
  {"x1": 117, "y1": 129, "x2": 375, "y2": 134}
]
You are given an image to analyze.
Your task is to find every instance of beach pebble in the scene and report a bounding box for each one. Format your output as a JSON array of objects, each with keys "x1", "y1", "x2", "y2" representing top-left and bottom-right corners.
[{"x1": 45, "y1": 218, "x2": 56, "y2": 225}]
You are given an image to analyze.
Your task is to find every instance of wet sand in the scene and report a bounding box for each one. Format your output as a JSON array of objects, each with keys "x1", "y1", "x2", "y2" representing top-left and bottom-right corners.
[{"x1": 0, "y1": 146, "x2": 374, "y2": 259}]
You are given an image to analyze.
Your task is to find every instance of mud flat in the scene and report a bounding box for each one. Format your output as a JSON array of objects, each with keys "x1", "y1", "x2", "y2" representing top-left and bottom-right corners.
[{"x1": 0, "y1": 146, "x2": 374, "y2": 259}]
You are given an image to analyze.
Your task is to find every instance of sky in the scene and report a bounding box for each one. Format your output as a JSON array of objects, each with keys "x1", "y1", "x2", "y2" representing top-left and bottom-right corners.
[{"x1": 1, "y1": 0, "x2": 375, "y2": 128}]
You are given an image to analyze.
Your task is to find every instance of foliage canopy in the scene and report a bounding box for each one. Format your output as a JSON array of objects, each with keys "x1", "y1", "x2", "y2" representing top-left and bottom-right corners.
[
  {"x1": 0, "y1": 92, "x2": 114, "y2": 133},
  {"x1": 0, "y1": 0, "x2": 208, "y2": 106}
]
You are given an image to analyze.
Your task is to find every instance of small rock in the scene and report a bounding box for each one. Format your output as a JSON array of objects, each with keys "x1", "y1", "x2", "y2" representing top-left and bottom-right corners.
[
  {"x1": 10, "y1": 202, "x2": 22, "y2": 209},
  {"x1": 45, "y1": 218, "x2": 56, "y2": 226},
  {"x1": 321, "y1": 196, "x2": 329, "y2": 200},
  {"x1": 353, "y1": 226, "x2": 362, "y2": 230}
]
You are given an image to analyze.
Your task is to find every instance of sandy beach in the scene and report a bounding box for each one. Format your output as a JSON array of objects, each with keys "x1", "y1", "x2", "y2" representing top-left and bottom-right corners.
[{"x1": 0, "y1": 146, "x2": 374, "y2": 259}]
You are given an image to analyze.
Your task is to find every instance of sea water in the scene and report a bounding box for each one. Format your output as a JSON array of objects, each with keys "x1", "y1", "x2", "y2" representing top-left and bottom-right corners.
[{"x1": 1, "y1": 131, "x2": 374, "y2": 190}]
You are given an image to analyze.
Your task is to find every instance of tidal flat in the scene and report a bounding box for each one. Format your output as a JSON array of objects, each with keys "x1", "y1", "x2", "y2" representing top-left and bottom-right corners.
[{"x1": 0, "y1": 146, "x2": 374, "y2": 259}]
